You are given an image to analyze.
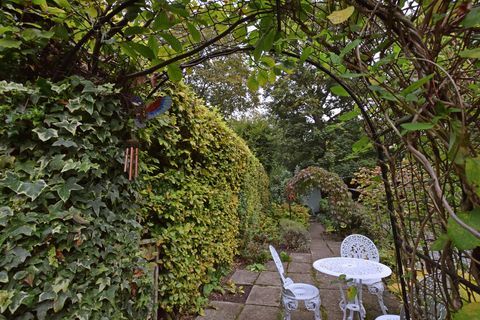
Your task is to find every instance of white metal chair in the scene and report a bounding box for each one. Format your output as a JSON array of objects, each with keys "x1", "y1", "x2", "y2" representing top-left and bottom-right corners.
[
  {"x1": 340, "y1": 234, "x2": 388, "y2": 314},
  {"x1": 269, "y1": 245, "x2": 321, "y2": 320}
]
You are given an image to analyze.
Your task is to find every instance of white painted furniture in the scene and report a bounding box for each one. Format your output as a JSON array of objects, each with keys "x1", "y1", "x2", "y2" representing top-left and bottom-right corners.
[
  {"x1": 269, "y1": 245, "x2": 321, "y2": 320},
  {"x1": 375, "y1": 315, "x2": 400, "y2": 320},
  {"x1": 313, "y1": 257, "x2": 392, "y2": 320},
  {"x1": 341, "y1": 234, "x2": 388, "y2": 314}
]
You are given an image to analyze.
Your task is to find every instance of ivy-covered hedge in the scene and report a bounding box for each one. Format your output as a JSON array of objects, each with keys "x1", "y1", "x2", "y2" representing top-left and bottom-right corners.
[
  {"x1": 0, "y1": 78, "x2": 150, "y2": 319},
  {"x1": 0, "y1": 79, "x2": 270, "y2": 318},
  {"x1": 138, "y1": 83, "x2": 270, "y2": 315}
]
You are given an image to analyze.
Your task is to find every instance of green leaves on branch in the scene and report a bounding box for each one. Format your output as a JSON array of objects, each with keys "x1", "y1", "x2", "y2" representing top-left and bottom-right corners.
[
  {"x1": 327, "y1": 6, "x2": 355, "y2": 24},
  {"x1": 436, "y1": 209, "x2": 480, "y2": 251},
  {"x1": 330, "y1": 85, "x2": 349, "y2": 97}
]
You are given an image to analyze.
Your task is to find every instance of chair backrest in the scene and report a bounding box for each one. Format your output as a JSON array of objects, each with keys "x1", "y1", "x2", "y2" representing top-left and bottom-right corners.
[
  {"x1": 269, "y1": 245, "x2": 287, "y2": 284},
  {"x1": 340, "y1": 234, "x2": 379, "y2": 262},
  {"x1": 416, "y1": 275, "x2": 447, "y2": 320}
]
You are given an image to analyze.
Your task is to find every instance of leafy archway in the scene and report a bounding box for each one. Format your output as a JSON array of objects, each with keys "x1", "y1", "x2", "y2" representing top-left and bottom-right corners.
[{"x1": 285, "y1": 166, "x2": 360, "y2": 230}]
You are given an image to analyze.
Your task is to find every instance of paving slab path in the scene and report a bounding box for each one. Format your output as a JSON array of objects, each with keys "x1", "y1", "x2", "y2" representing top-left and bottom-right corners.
[{"x1": 196, "y1": 222, "x2": 400, "y2": 320}]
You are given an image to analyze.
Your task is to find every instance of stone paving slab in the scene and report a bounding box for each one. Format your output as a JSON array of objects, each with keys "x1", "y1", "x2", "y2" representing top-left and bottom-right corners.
[
  {"x1": 287, "y1": 262, "x2": 311, "y2": 273},
  {"x1": 289, "y1": 272, "x2": 315, "y2": 285},
  {"x1": 265, "y1": 260, "x2": 287, "y2": 272},
  {"x1": 309, "y1": 223, "x2": 325, "y2": 238},
  {"x1": 314, "y1": 272, "x2": 340, "y2": 290},
  {"x1": 230, "y1": 269, "x2": 259, "y2": 285},
  {"x1": 246, "y1": 285, "x2": 281, "y2": 307},
  {"x1": 290, "y1": 253, "x2": 312, "y2": 263},
  {"x1": 237, "y1": 305, "x2": 280, "y2": 320},
  {"x1": 195, "y1": 301, "x2": 243, "y2": 320},
  {"x1": 256, "y1": 271, "x2": 281, "y2": 286}
]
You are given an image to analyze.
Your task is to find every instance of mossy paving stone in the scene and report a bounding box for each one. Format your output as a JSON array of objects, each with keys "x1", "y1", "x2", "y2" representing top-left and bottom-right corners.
[
  {"x1": 246, "y1": 285, "x2": 282, "y2": 306},
  {"x1": 289, "y1": 272, "x2": 315, "y2": 284},
  {"x1": 195, "y1": 301, "x2": 243, "y2": 320},
  {"x1": 256, "y1": 271, "x2": 282, "y2": 286},
  {"x1": 237, "y1": 305, "x2": 281, "y2": 320},
  {"x1": 230, "y1": 269, "x2": 259, "y2": 285},
  {"x1": 288, "y1": 262, "x2": 312, "y2": 274},
  {"x1": 265, "y1": 260, "x2": 287, "y2": 272},
  {"x1": 290, "y1": 253, "x2": 312, "y2": 263}
]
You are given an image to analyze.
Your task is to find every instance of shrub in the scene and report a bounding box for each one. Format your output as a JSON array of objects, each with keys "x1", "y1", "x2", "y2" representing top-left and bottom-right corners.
[
  {"x1": 271, "y1": 203, "x2": 310, "y2": 227},
  {"x1": 138, "y1": 83, "x2": 270, "y2": 315},
  {"x1": 279, "y1": 219, "x2": 311, "y2": 251}
]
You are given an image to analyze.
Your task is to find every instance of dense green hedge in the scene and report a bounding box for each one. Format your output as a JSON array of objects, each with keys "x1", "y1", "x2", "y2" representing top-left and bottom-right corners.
[
  {"x1": 0, "y1": 78, "x2": 151, "y2": 319},
  {"x1": 0, "y1": 79, "x2": 270, "y2": 318},
  {"x1": 139, "y1": 83, "x2": 270, "y2": 315}
]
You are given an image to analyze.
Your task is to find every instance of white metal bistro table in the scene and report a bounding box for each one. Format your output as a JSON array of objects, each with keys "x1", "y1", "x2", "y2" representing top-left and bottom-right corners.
[{"x1": 313, "y1": 257, "x2": 392, "y2": 320}]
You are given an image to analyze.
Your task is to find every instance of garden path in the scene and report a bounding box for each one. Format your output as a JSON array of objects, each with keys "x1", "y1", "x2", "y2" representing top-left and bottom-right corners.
[{"x1": 196, "y1": 222, "x2": 400, "y2": 320}]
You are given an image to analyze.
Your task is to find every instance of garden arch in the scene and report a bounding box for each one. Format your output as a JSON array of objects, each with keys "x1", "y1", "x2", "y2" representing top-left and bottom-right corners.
[{"x1": 2, "y1": 1, "x2": 479, "y2": 318}]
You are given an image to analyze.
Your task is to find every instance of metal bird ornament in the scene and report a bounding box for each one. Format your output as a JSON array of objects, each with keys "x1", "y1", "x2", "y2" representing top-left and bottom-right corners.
[
  {"x1": 134, "y1": 95, "x2": 172, "y2": 128},
  {"x1": 126, "y1": 94, "x2": 172, "y2": 180}
]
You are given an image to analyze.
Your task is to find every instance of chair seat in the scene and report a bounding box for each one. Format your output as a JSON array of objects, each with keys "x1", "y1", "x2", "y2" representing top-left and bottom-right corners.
[
  {"x1": 375, "y1": 315, "x2": 400, "y2": 320},
  {"x1": 284, "y1": 283, "x2": 319, "y2": 300}
]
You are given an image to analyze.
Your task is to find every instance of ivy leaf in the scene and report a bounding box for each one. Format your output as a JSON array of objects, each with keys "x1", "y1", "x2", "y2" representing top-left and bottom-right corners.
[
  {"x1": 0, "y1": 207, "x2": 13, "y2": 227},
  {"x1": 53, "y1": 293, "x2": 68, "y2": 312},
  {"x1": 52, "y1": 139, "x2": 78, "y2": 148},
  {"x1": 32, "y1": 128, "x2": 58, "y2": 141},
  {"x1": 167, "y1": 63, "x2": 182, "y2": 82},
  {"x1": 447, "y1": 209, "x2": 480, "y2": 250},
  {"x1": 459, "y1": 48, "x2": 480, "y2": 59},
  {"x1": 327, "y1": 6, "x2": 355, "y2": 24},
  {"x1": 8, "y1": 291, "x2": 28, "y2": 313},
  {"x1": 57, "y1": 177, "x2": 83, "y2": 202},
  {"x1": 0, "y1": 172, "x2": 22, "y2": 193},
  {"x1": 400, "y1": 122, "x2": 434, "y2": 131},
  {"x1": 330, "y1": 85, "x2": 349, "y2": 97},
  {"x1": 61, "y1": 159, "x2": 81, "y2": 172},
  {"x1": 53, "y1": 119, "x2": 81, "y2": 135},
  {"x1": 0, "y1": 290, "x2": 14, "y2": 313},
  {"x1": 17, "y1": 180, "x2": 47, "y2": 200},
  {"x1": 0, "y1": 271, "x2": 8, "y2": 283}
]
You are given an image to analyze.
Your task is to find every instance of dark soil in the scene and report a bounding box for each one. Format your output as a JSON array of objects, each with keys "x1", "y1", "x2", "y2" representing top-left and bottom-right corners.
[{"x1": 209, "y1": 284, "x2": 253, "y2": 304}]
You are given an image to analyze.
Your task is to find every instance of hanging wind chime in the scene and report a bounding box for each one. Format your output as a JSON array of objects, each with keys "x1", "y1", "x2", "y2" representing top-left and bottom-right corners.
[{"x1": 123, "y1": 95, "x2": 172, "y2": 181}]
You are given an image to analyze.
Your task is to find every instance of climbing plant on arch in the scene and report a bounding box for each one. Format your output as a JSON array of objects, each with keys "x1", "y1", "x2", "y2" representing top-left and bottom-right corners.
[
  {"x1": 1, "y1": 0, "x2": 480, "y2": 317},
  {"x1": 285, "y1": 166, "x2": 360, "y2": 230}
]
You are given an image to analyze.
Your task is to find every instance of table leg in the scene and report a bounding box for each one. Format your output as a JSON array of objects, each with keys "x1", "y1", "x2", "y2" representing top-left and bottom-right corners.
[{"x1": 357, "y1": 279, "x2": 365, "y2": 319}]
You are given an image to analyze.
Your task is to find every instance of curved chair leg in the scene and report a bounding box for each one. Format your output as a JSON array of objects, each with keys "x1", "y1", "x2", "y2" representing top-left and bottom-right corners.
[
  {"x1": 368, "y1": 283, "x2": 388, "y2": 315},
  {"x1": 282, "y1": 295, "x2": 298, "y2": 320},
  {"x1": 305, "y1": 295, "x2": 321, "y2": 320}
]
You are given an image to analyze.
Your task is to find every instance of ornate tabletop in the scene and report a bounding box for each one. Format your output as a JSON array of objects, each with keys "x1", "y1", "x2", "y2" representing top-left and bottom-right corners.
[{"x1": 313, "y1": 257, "x2": 392, "y2": 280}]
